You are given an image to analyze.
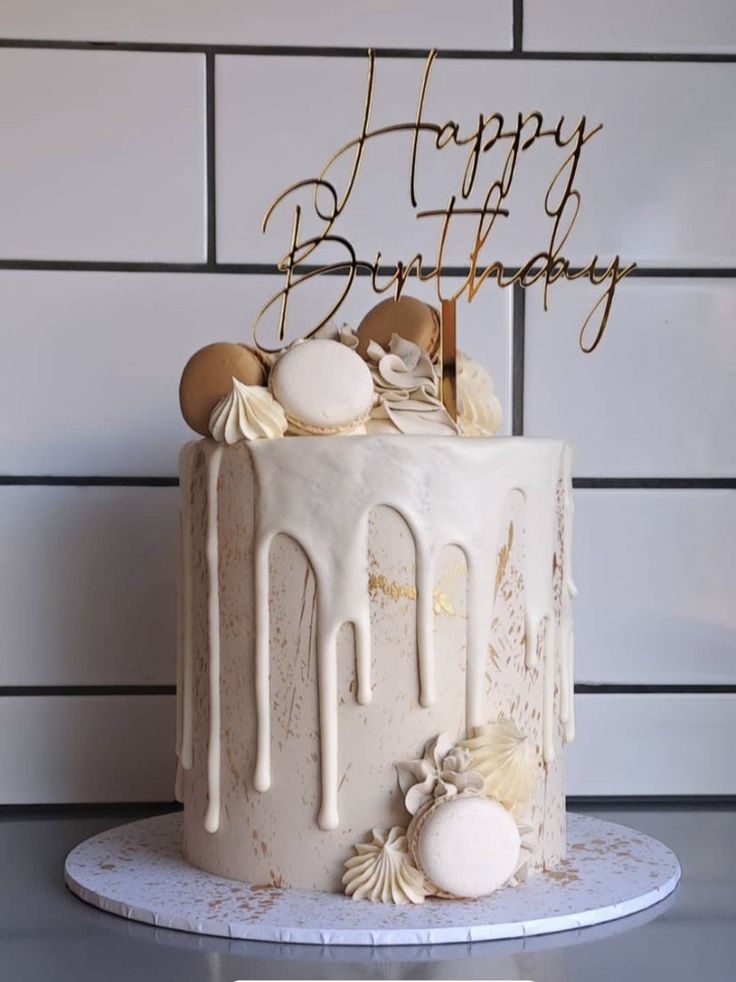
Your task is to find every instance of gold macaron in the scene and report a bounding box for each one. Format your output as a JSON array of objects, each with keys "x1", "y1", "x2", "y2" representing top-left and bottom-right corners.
[
  {"x1": 355, "y1": 295, "x2": 440, "y2": 359},
  {"x1": 179, "y1": 342, "x2": 266, "y2": 436}
]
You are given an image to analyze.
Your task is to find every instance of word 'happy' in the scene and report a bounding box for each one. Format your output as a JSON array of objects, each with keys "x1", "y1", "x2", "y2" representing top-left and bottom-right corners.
[{"x1": 255, "y1": 49, "x2": 635, "y2": 352}]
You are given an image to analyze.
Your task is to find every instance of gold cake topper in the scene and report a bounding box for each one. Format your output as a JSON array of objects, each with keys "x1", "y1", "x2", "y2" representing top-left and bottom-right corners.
[{"x1": 254, "y1": 49, "x2": 636, "y2": 361}]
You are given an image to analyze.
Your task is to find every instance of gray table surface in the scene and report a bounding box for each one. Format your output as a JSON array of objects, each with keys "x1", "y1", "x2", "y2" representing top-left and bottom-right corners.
[{"x1": 1, "y1": 803, "x2": 734, "y2": 982}]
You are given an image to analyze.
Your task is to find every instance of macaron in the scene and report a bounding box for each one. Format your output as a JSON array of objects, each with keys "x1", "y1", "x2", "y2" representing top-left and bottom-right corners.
[
  {"x1": 409, "y1": 793, "x2": 521, "y2": 899},
  {"x1": 269, "y1": 339, "x2": 374, "y2": 436},
  {"x1": 356, "y1": 295, "x2": 440, "y2": 359},
  {"x1": 179, "y1": 342, "x2": 266, "y2": 436}
]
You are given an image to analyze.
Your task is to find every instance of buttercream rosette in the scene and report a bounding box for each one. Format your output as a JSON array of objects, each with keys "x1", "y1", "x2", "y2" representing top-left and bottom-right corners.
[
  {"x1": 396, "y1": 732, "x2": 484, "y2": 815},
  {"x1": 456, "y1": 350, "x2": 503, "y2": 436},
  {"x1": 208, "y1": 378, "x2": 287, "y2": 443},
  {"x1": 342, "y1": 827, "x2": 428, "y2": 905}
]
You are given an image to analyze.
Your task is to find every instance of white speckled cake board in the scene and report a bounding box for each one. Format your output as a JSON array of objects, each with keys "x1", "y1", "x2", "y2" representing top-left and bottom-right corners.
[{"x1": 64, "y1": 812, "x2": 680, "y2": 946}]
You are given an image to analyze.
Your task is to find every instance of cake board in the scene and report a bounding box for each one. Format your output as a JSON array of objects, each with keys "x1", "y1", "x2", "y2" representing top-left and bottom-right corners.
[{"x1": 64, "y1": 812, "x2": 680, "y2": 946}]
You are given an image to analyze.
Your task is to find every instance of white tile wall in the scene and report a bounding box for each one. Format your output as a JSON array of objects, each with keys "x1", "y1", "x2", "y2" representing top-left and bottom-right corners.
[
  {"x1": 0, "y1": 696, "x2": 175, "y2": 802},
  {"x1": 0, "y1": 5, "x2": 732, "y2": 805},
  {"x1": 569, "y1": 695, "x2": 736, "y2": 795},
  {"x1": 524, "y1": 279, "x2": 736, "y2": 477},
  {"x1": 525, "y1": 0, "x2": 736, "y2": 54},
  {"x1": 574, "y1": 490, "x2": 736, "y2": 684},
  {"x1": 0, "y1": 487, "x2": 177, "y2": 686},
  {"x1": 0, "y1": 271, "x2": 510, "y2": 477},
  {"x1": 0, "y1": 49, "x2": 206, "y2": 261},
  {"x1": 0, "y1": 2, "x2": 513, "y2": 49},
  {"x1": 216, "y1": 57, "x2": 736, "y2": 268},
  {"x1": 1, "y1": 693, "x2": 734, "y2": 803}
]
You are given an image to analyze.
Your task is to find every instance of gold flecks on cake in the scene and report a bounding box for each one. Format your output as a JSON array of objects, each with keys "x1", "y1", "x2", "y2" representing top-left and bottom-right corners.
[
  {"x1": 494, "y1": 522, "x2": 514, "y2": 600},
  {"x1": 432, "y1": 586, "x2": 455, "y2": 617},
  {"x1": 368, "y1": 573, "x2": 417, "y2": 601}
]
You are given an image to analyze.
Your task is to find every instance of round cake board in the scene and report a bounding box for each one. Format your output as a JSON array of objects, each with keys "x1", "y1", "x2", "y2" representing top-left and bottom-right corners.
[{"x1": 64, "y1": 812, "x2": 680, "y2": 947}]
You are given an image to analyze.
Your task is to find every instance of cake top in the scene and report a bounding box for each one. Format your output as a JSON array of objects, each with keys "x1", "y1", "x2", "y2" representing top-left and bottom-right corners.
[{"x1": 178, "y1": 295, "x2": 502, "y2": 443}]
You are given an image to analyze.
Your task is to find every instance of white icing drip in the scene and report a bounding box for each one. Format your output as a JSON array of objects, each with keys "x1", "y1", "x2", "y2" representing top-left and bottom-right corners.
[
  {"x1": 253, "y1": 535, "x2": 272, "y2": 794},
  {"x1": 317, "y1": 608, "x2": 340, "y2": 830},
  {"x1": 542, "y1": 617, "x2": 557, "y2": 763},
  {"x1": 353, "y1": 616, "x2": 373, "y2": 706},
  {"x1": 245, "y1": 436, "x2": 566, "y2": 830},
  {"x1": 466, "y1": 559, "x2": 490, "y2": 728},
  {"x1": 177, "y1": 442, "x2": 197, "y2": 773},
  {"x1": 560, "y1": 444, "x2": 576, "y2": 745},
  {"x1": 524, "y1": 612, "x2": 539, "y2": 669},
  {"x1": 204, "y1": 442, "x2": 223, "y2": 834}
]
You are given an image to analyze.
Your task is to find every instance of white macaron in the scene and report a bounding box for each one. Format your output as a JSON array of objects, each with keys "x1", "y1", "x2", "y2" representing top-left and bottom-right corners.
[{"x1": 269, "y1": 339, "x2": 374, "y2": 436}]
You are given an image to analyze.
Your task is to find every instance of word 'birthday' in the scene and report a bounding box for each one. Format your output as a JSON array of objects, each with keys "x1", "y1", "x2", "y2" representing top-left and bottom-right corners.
[{"x1": 255, "y1": 49, "x2": 635, "y2": 352}]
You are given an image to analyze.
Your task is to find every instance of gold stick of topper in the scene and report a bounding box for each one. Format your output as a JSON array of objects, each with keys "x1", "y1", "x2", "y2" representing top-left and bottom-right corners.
[{"x1": 440, "y1": 299, "x2": 457, "y2": 421}]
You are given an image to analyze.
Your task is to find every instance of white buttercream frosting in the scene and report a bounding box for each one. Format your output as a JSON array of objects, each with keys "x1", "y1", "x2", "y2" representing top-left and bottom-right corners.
[
  {"x1": 397, "y1": 732, "x2": 484, "y2": 816},
  {"x1": 342, "y1": 827, "x2": 427, "y2": 905},
  {"x1": 208, "y1": 379, "x2": 287, "y2": 443},
  {"x1": 457, "y1": 351, "x2": 503, "y2": 436},
  {"x1": 177, "y1": 436, "x2": 574, "y2": 839}
]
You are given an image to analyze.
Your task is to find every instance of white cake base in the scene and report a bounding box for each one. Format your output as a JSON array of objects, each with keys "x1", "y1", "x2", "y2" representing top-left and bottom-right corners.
[{"x1": 64, "y1": 812, "x2": 680, "y2": 947}]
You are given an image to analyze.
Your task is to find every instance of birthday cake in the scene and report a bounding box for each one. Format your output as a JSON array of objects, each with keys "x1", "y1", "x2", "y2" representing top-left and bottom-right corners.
[{"x1": 174, "y1": 295, "x2": 576, "y2": 902}]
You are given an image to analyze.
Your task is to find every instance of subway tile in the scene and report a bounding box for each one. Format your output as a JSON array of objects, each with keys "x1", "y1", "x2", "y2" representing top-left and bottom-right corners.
[
  {"x1": 0, "y1": 696, "x2": 175, "y2": 802},
  {"x1": 525, "y1": 0, "x2": 736, "y2": 54},
  {"x1": 0, "y1": 2, "x2": 513, "y2": 48},
  {"x1": 0, "y1": 487, "x2": 177, "y2": 686},
  {"x1": 2, "y1": 692, "x2": 733, "y2": 802},
  {"x1": 573, "y1": 490, "x2": 736, "y2": 685},
  {"x1": 0, "y1": 271, "x2": 510, "y2": 476},
  {"x1": 524, "y1": 279, "x2": 736, "y2": 477},
  {"x1": 216, "y1": 56, "x2": 736, "y2": 268},
  {"x1": 0, "y1": 49, "x2": 205, "y2": 261},
  {"x1": 568, "y1": 694, "x2": 736, "y2": 795}
]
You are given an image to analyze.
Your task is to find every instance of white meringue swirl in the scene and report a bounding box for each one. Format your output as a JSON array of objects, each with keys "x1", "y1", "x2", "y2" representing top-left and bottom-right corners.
[{"x1": 208, "y1": 378, "x2": 287, "y2": 443}]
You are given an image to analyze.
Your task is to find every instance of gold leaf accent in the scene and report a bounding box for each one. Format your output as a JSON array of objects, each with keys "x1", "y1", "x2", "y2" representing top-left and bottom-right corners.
[
  {"x1": 432, "y1": 586, "x2": 455, "y2": 617},
  {"x1": 494, "y1": 522, "x2": 514, "y2": 601},
  {"x1": 368, "y1": 573, "x2": 417, "y2": 601}
]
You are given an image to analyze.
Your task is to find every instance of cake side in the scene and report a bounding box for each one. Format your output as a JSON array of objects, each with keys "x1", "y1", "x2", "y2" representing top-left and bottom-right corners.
[{"x1": 176, "y1": 436, "x2": 574, "y2": 892}]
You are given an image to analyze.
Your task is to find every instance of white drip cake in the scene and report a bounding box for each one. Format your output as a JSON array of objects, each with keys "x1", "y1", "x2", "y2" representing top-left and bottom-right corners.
[{"x1": 174, "y1": 297, "x2": 576, "y2": 903}]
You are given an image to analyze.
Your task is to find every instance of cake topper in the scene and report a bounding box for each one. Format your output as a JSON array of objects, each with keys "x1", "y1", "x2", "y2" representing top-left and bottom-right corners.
[{"x1": 254, "y1": 49, "x2": 636, "y2": 408}]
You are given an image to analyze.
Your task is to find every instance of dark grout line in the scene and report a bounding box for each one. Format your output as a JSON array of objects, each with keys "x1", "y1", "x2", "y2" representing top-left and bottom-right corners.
[
  {"x1": 205, "y1": 52, "x2": 217, "y2": 267},
  {"x1": 573, "y1": 477, "x2": 736, "y2": 489},
  {"x1": 2, "y1": 476, "x2": 734, "y2": 490},
  {"x1": 575, "y1": 684, "x2": 736, "y2": 694},
  {"x1": 1, "y1": 797, "x2": 732, "y2": 818},
  {"x1": 511, "y1": 282, "x2": 525, "y2": 436},
  {"x1": 512, "y1": 0, "x2": 524, "y2": 55},
  {"x1": 0, "y1": 475, "x2": 179, "y2": 487},
  {"x1": 0, "y1": 801, "x2": 182, "y2": 818},
  {"x1": 0, "y1": 685, "x2": 176, "y2": 696},
  {"x1": 568, "y1": 795, "x2": 736, "y2": 807},
  {"x1": 0, "y1": 38, "x2": 734, "y2": 62},
  {"x1": 2, "y1": 684, "x2": 732, "y2": 697},
  {"x1": 0, "y1": 260, "x2": 735, "y2": 278}
]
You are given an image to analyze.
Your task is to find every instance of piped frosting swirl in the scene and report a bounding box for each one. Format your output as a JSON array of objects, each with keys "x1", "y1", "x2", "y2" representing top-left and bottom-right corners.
[
  {"x1": 342, "y1": 827, "x2": 428, "y2": 905},
  {"x1": 208, "y1": 378, "x2": 287, "y2": 443}
]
